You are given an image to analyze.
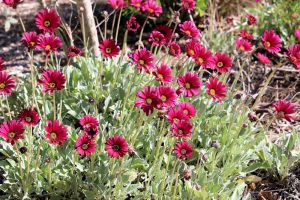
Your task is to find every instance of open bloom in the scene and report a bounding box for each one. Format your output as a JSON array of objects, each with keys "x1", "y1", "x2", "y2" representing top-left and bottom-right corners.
[
  {"x1": 154, "y1": 25, "x2": 173, "y2": 43},
  {"x1": 0, "y1": 71, "x2": 16, "y2": 96},
  {"x1": 37, "y1": 34, "x2": 62, "y2": 55},
  {"x1": 295, "y1": 30, "x2": 300, "y2": 43},
  {"x1": 135, "y1": 86, "x2": 159, "y2": 115},
  {"x1": 108, "y1": 0, "x2": 126, "y2": 9},
  {"x1": 185, "y1": 40, "x2": 202, "y2": 57},
  {"x1": 35, "y1": 8, "x2": 60, "y2": 32},
  {"x1": 213, "y1": 52, "x2": 232, "y2": 73},
  {"x1": 130, "y1": 0, "x2": 143, "y2": 10},
  {"x1": 178, "y1": 102, "x2": 197, "y2": 119},
  {"x1": 67, "y1": 46, "x2": 83, "y2": 58},
  {"x1": 21, "y1": 31, "x2": 38, "y2": 51},
  {"x1": 152, "y1": 64, "x2": 174, "y2": 83},
  {"x1": 3, "y1": 0, "x2": 22, "y2": 9},
  {"x1": 235, "y1": 38, "x2": 252, "y2": 52},
  {"x1": 167, "y1": 108, "x2": 189, "y2": 124},
  {"x1": 181, "y1": 0, "x2": 195, "y2": 11},
  {"x1": 171, "y1": 120, "x2": 193, "y2": 138},
  {"x1": 105, "y1": 135, "x2": 129, "y2": 158},
  {"x1": 273, "y1": 100, "x2": 296, "y2": 122},
  {"x1": 79, "y1": 115, "x2": 99, "y2": 138},
  {"x1": 127, "y1": 16, "x2": 140, "y2": 32},
  {"x1": 168, "y1": 42, "x2": 181, "y2": 57},
  {"x1": 0, "y1": 57, "x2": 5, "y2": 71},
  {"x1": 38, "y1": 69, "x2": 66, "y2": 95},
  {"x1": 177, "y1": 72, "x2": 201, "y2": 97},
  {"x1": 206, "y1": 77, "x2": 227, "y2": 102},
  {"x1": 75, "y1": 135, "x2": 96, "y2": 156},
  {"x1": 246, "y1": 14, "x2": 257, "y2": 25},
  {"x1": 239, "y1": 29, "x2": 253, "y2": 40},
  {"x1": 141, "y1": 0, "x2": 162, "y2": 17},
  {"x1": 149, "y1": 30, "x2": 165, "y2": 46},
  {"x1": 0, "y1": 120, "x2": 24, "y2": 145},
  {"x1": 261, "y1": 29, "x2": 282, "y2": 54},
  {"x1": 130, "y1": 48, "x2": 155, "y2": 73},
  {"x1": 192, "y1": 46, "x2": 214, "y2": 68},
  {"x1": 179, "y1": 21, "x2": 200, "y2": 39},
  {"x1": 157, "y1": 86, "x2": 177, "y2": 108},
  {"x1": 256, "y1": 53, "x2": 271, "y2": 65},
  {"x1": 286, "y1": 44, "x2": 300, "y2": 69},
  {"x1": 18, "y1": 108, "x2": 40, "y2": 126},
  {"x1": 44, "y1": 120, "x2": 68, "y2": 145},
  {"x1": 174, "y1": 141, "x2": 193, "y2": 159},
  {"x1": 99, "y1": 39, "x2": 120, "y2": 58}
]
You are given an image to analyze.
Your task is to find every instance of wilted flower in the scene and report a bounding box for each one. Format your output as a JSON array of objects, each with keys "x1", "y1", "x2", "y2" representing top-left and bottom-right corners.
[
  {"x1": 235, "y1": 38, "x2": 253, "y2": 52},
  {"x1": 135, "y1": 86, "x2": 159, "y2": 115},
  {"x1": 18, "y1": 108, "x2": 40, "y2": 126},
  {"x1": 261, "y1": 29, "x2": 282, "y2": 54},
  {"x1": 179, "y1": 21, "x2": 200, "y2": 39},
  {"x1": 181, "y1": 0, "x2": 195, "y2": 11},
  {"x1": 183, "y1": 169, "x2": 191, "y2": 180},
  {"x1": 248, "y1": 112, "x2": 258, "y2": 122},
  {"x1": 0, "y1": 120, "x2": 25, "y2": 145},
  {"x1": 37, "y1": 34, "x2": 62, "y2": 55},
  {"x1": 246, "y1": 14, "x2": 257, "y2": 25},
  {"x1": 256, "y1": 53, "x2": 271, "y2": 65},
  {"x1": 44, "y1": 120, "x2": 68, "y2": 145},
  {"x1": 2, "y1": 0, "x2": 22, "y2": 9},
  {"x1": 75, "y1": 135, "x2": 96, "y2": 156},
  {"x1": 168, "y1": 42, "x2": 181, "y2": 57},
  {"x1": 0, "y1": 71, "x2": 16, "y2": 96},
  {"x1": 152, "y1": 64, "x2": 174, "y2": 83},
  {"x1": 212, "y1": 52, "x2": 232, "y2": 73},
  {"x1": 206, "y1": 77, "x2": 227, "y2": 102},
  {"x1": 79, "y1": 115, "x2": 100, "y2": 138},
  {"x1": 126, "y1": 16, "x2": 140, "y2": 32},
  {"x1": 286, "y1": 44, "x2": 300, "y2": 69},
  {"x1": 21, "y1": 32, "x2": 38, "y2": 51},
  {"x1": 99, "y1": 39, "x2": 120, "y2": 59},
  {"x1": 105, "y1": 135, "x2": 129, "y2": 158},
  {"x1": 38, "y1": 69, "x2": 66, "y2": 95},
  {"x1": 239, "y1": 29, "x2": 253, "y2": 40},
  {"x1": 35, "y1": 8, "x2": 61, "y2": 32},
  {"x1": 273, "y1": 100, "x2": 296, "y2": 122},
  {"x1": 141, "y1": 0, "x2": 162, "y2": 17},
  {"x1": 174, "y1": 141, "x2": 193, "y2": 159},
  {"x1": 67, "y1": 46, "x2": 83, "y2": 58},
  {"x1": 177, "y1": 72, "x2": 201, "y2": 97},
  {"x1": 0, "y1": 57, "x2": 4, "y2": 71},
  {"x1": 130, "y1": 48, "x2": 155, "y2": 73}
]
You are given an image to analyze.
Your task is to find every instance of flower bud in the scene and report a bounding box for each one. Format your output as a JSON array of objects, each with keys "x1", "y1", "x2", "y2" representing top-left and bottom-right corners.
[
  {"x1": 211, "y1": 141, "x2": 221, "y2": 149},
  {"x1": 19, "y1": 147, "x2": 27, "y2": 154},
  {"x1": 183, "y1": 169, "x2": 191, "y2": 180},
  {"x1": 248, "y1": 112, "x2": 258, "y2": 122}
]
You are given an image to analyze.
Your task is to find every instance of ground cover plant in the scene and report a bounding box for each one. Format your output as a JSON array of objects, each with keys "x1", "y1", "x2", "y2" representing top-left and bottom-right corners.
[{"x1": 0, "y1": 0, "x2": 299, "y2": 199}]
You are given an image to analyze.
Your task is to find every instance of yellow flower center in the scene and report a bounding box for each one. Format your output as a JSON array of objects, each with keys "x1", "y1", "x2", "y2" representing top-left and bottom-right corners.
[
  {"x1": 30, "y1": 41, "x2": 36, "y2": 47},
  {"x1": 105, "y1": 47, "x2": 111, "y2": 54},
  {"x1": 49, "y1": 82, "x2": 56, "y2": 88},
  {"x1": 139, "y1": 59, "x2": 145, "y2": 65},
  {"x1": 198, "y1": 57, "x2": 204, "y2": 64},
  {"x1": 239, "y1": 46, "x2": 245, "y2": 51},
  {"x1": 217, "y1": 62, "x2": 223, "y2": 68},
  {"x1": 173, "y1": 118, "x2": 179, "y2": 124},
  {"x1": 45, "y1": 45, "x2": 51, "y2": 50},
  {"x1": 0, "y1": 83, "x2": 6, "y2": 89},
  {"x1": 185, "y1": 30, "x2": 191, "y2": 36},
  {"x1": 8, "y1": 132, "x2": 16, "y2": 139},
  {"x1": 44, "y1": 20, "x2": 51, "y2": 27},
  {"x1": 157, "y1": 74, "x2": 164, "y2": 79},
  {"x1": 161, "y1": 95, "x2": 167, "y2": 102},
  {"x1": 185, "y1": 82, "x2": 191, "y2": 89},
  {"x1": 183, "y1": 109, "x2": 188, "y2": 115},
  {"x1": 82, "y1": 144, "x2": 89, "y2": 150},
  {"x1": 148, "y1": 8, "x2": 154, "y2": 13},
  {"x1": 210, "y1": 89, "x2": 216, "y2": 96},
  {"x1": 265, "y1": 41, "x2": 271, "y2": 47},
  {"x1": 146, "y1": 98, "x2": 152, "y2": 104},
  {"x1": 188, "y1": 50, "x2": 195, "y2": 56},
  {"x1": 50, "y1": 132, "x2": 57, "y2": 139}
]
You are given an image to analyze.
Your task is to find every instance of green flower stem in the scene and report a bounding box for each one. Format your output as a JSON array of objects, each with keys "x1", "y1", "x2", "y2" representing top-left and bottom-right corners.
[
  {"x1": 5, "y1": 97, "x2": 12, "y2": 120},
  {"x1": 26, "y1": 126, "x2": 33, "y2": 192},
  {"x1": 53, "y1": 93, "x2": 56, "y2": 120},
  {"x1": 114, "y1": 8, "x2": 123, "y2": 43},
  {"x1": 111, "y1": 12, "x2": 117, "y2": 39},
  {"x1": 0, "y1": 98, "x2": 6, "y2": 121},
  {"x1": 172, "y1": 164, "x2": 180, "y2": 199},
  {"x1": 138, "y1": 15, "x2": 149, "y2": 49},
  {"x1": 14, "y1": 143, "x2": 25, "y2": 194}
]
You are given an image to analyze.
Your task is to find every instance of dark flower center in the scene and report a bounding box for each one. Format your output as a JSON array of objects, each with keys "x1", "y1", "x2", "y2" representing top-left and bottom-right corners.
[
  {"x1": 49, "y1": 82, "x2": 56, "y2": 88},
  {"x1": 25, "y1": 117, "x2": 32, "y2": 122},
  {"x1": 180, "y1": 148, "x2": 187, "y2": 155},
  {"x1": 87, "y1": 128, "x2": 97, "y2": 136},
  {"x1": 8, "y1": 132, "x2": 16, "y2": 139},
  {"x1": 50, "y1": 132, "x2": 57, "y2": 139},
  {"x1": 0, "y1": 83, "x2": 6, "y2": 89},
  {"x1": 82, "y1": 143, "x2": 89, "y2": 150},
  {"x1": 105, "y1": 47, "x2": 111, "y2": 54},
  {"x1": 217, "y1": 62, "x2": 223, "y2": 67},
  {"x1": 178, "y1": 129, "x2": 183, "y2": 135},
  {"x1": 44, "y1": 20, "x2": 51, "y2": 27},
  {"x1": 112, "y1": 144, "x2": 120, "y2": 151}
]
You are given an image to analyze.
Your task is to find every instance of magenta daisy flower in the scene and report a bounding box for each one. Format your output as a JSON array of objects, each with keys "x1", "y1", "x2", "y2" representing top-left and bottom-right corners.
[
  {"x1": 206, "y1": 77, "x2": 227, "y2": 102},
  {"x1": 130, "y1": 0, "x2": 143, "y2": 10},
  {"x1": 0, "y1": 71, "x2": 16, "y2": 96},
  {"x1": 0, "y1": 120, "x2": 24, "y2": 145},
  {"x1": 21, "y1": 31, "x2": 38, "y2": 51},
  {"x1": 75, "y1": 135, "x2": 96, "y2": 156},
  {"x1": 256, "y1": 53, "x2": 271, "y2": 65},
  {"x1": 44, "y1": 120, "x2": 68, "y2": 145},
  {"x1": 127, "y1": 16, "x2": 140, "y2": 32},
  {"x1": 105, "y1": 135, "x2": 129, "y2": 158},
  {"x1": 108, "y1": 0, "x2": 126, "y2": 9},
  {"x1": 99, "y1": 39, "x2": 120, "y2": 59},
  {"x1": 35, "y1": 8, "x2": 60, "y2": 32},
  {"x1": 18, "y1": 108, "x2": 40, "y2": 126},
  {"x1": 185, "y1": 40, "x2": 202, "y2": 57},
  {"x1": 239, "y1": 29, "x2": 253, "y2": 40},
  {"x1": 149, "y1": 30, "x2": 165, "y2": 46},
  {"x1": 141, "y1": 0, "x2": 162, "y2": 17},
  {"x1": 178, "y1": 102, "x2": 197, "y2": 119},
  {"x1": 168, "y1": 42, "x2": 181, "y2": 57},
  {"x1": 261, "y1": 29, "x2": 282, "y2": 54},
  {"x1": 37, "y1": 34, "x2": 62, "y2": 55},
  {"x1": 167, "y1": 108, "x2": 189, "y2": 124},
  {"x1": 135, "y1": 86, "x2": 159, "y2": 115},
  {"x1": 130, "y1": 48, "x2": 155, "y2": 73},
  {"x1": 177, "y1": 72, "x2": 201, "y2": 97},
  {"x1": 79, "y1": 115, "x2": 100, "y2": 138},
  {"x1": 246, "y1": 14, "x2": 257, "y2": 25},
  {"x1": 38, "y1": 69, "x2": 66, "y2": 95},
  {"x1": 179, "y1": 21, "x2": 200, "y2": 39},
  {"x1": 154, "y1": 25, "x2": 173, "y2": 43},
  {"x1": 0, "y1": 57, "x2": 5, "y2": 71},
  {"x1": 67, "y1": 46, "x2": 83, "y2": 58},
  {"x1": 213, "y1": 52, "x2": 232, "y2": 73},
  {"x1": 273, "y1": 100, "x2": 296, "y2": 122},
  {"x1": 171, "y1": 120, "x2": 193, "y2": 138},
  {"x1": 235, "y1": 38, "x2": 253, "y2": 52},
  {"x1": 286, "y1": 44, "x2": 300, "y2": 69},
  {"x1": 157, "y1": 86, "x2": 177, "y2": 108},
  {"x1": 192, "y1": 46, "x2": 214, "y2": 69},
  {"x1": 152, "y1": 64, "x2": 174, "y2": 83},
  {"x1": 3, "y1": 0, "x2": 22, "y2": 9},
  {"x1": 181, "y1": 0, "x2": 195, "y2": 11},
  {"x1": 174, "y1": 141, "x2": 193, "y2": 159}
]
